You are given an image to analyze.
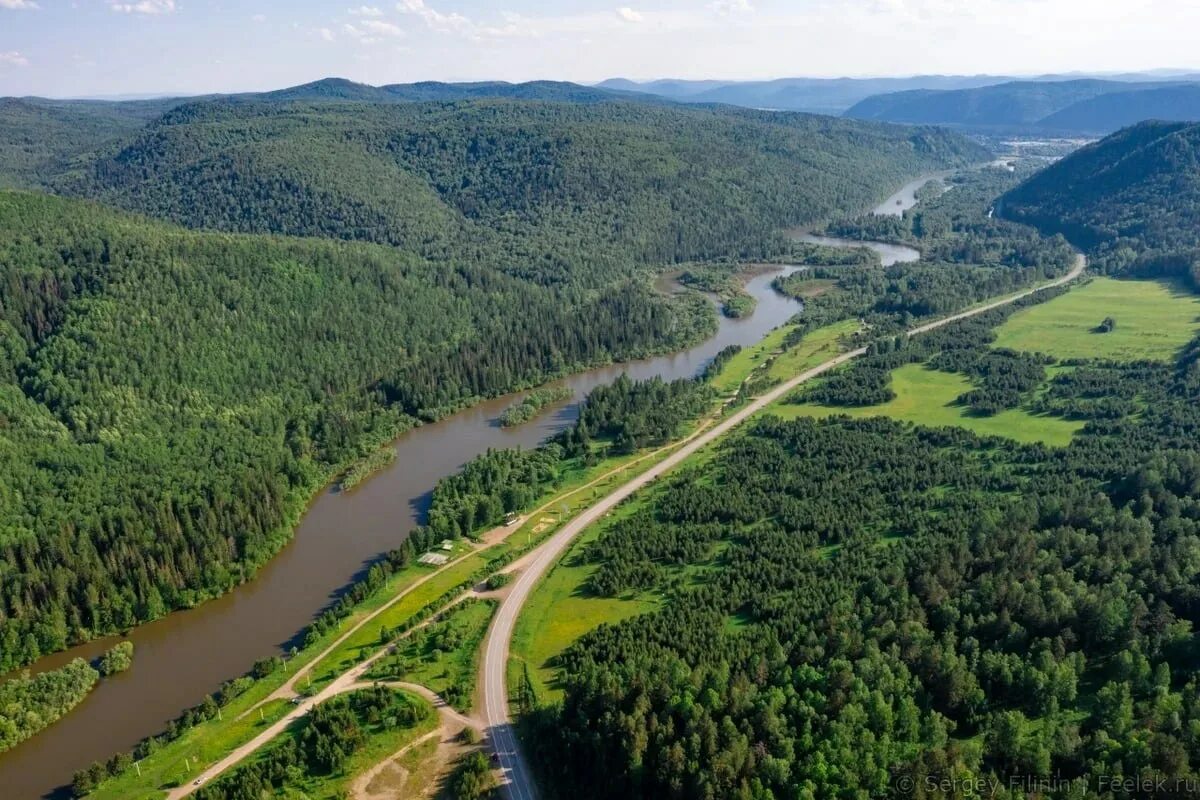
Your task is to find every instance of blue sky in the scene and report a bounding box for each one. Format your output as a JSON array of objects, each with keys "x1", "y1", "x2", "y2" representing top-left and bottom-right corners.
[{"x1": 1, "y1": 0, "x2": 1197, "y2": 97}]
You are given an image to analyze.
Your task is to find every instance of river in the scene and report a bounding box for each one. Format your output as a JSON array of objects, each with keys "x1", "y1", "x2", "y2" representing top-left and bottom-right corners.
[
  {"x1": 871, "y1": 171, "x2": 953, "y2": 217},
  {"x1": 794, "y1": 234, "x2": 921, "y2": 267},
  {"x1": 0, "y1": 268, "x2": 810, "y2": 799},
  {"x1": 0, "y1": 184, "x2": 928, "y2": 799}
]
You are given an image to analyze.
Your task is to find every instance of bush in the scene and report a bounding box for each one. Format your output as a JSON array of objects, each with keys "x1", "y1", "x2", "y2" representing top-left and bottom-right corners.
[
  {"x1": 485, "y1": 572, "x2": 513, "y2": 591},
  {"x1": 98, "y1": 641, "x2": 134, "y2": 676}
]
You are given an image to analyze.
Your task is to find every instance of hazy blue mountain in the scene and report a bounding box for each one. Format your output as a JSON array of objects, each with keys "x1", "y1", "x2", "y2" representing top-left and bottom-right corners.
[
  {"x1": 845, "y1": 79, "x2": 1134, "y2": 126},
  {"x1": 1037, "y1": 84, "x2": 1200, "y2": 133},
  {"x1": 845, "y1": 78, "x2": 1200, "y2": 133},
  {"x1": 596, "y1": 75, "x2": 1016, "y2": 114}
]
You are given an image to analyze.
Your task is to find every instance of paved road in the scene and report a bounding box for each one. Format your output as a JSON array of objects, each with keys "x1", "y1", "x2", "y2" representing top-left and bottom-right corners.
[{"x1": 479, "y1": 255, "x2": 1087, "y2": 800}]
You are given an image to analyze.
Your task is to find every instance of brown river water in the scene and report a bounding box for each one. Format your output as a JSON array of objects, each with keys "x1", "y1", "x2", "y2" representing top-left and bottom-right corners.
[{"x1": 0, "y1": 230, "x2": 922, "y2": 800}]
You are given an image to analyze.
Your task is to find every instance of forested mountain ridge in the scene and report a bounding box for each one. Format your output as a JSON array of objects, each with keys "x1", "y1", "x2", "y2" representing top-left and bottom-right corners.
[
  {"x1": 845, "y1": 79, "x2": 1200, "y2": 134},
  {"x1": 47, "y1": 99, "x2": 987, "y2": 284},
  {"x1": 0, "y1": 98, "x2": 148, "y2": 190},
  {"x1": 1001, "y1": 120, "x2": 1200, "y2": 287},
  {"x1": 0, "y1": 189, "x2": 714, "y2": 672},
  {"x1": 0, "y1": 92, "x2": 986, "y2": 673}
]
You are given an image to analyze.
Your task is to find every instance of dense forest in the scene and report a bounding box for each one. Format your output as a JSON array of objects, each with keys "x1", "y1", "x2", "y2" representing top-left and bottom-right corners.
[
  {"x1": 42, "y1": 99, "x2": 986, "y2": 286},
  {"x1": 1002, "y1": 121, "x2": 1200, "y2": 289},
  {"x1": 527, "y1": 279, "x2": 1200, "y2": 799},
  {"x1": 0, "y1": 92, "x2": 986, "y2": 677},
  {"x1": 0, "y1": 191, "x2": 713, "y2": 673},
  {"x1": 769, "y1": 166, "x2": 1076, "y2": 342}
]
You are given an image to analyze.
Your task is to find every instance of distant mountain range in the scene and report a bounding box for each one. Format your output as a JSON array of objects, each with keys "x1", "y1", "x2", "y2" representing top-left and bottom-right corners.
[
  {"x1": 596, "y1": 75, "x2": 1013, "y2": 115},
  {"x1": 10, "y1": 74, "x2": 1200, "y2": 148},
  {"x1": 844, "y1": 79, "x2": 1200, "y2": 134},
  {"x1": 596, "y1": 72, "x2": 1200, "y2": 116}
]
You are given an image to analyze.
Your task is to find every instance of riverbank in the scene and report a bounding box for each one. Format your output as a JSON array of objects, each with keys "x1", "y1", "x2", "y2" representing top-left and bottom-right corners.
[
  {"x1": 0, "y1": 168, "x2": 953, "y2": 799},
  {"x1": 0, "y1": 266, "x2": 805, "y2": 800}
]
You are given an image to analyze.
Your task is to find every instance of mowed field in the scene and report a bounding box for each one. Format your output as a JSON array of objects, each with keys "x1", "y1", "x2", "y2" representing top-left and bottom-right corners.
[
  {"x1": 993, "y1": 277, "x2": 1200, "y2": 361},
  {"x1": 771, "y1": 363, "x2": 1083, "y2": 446}
]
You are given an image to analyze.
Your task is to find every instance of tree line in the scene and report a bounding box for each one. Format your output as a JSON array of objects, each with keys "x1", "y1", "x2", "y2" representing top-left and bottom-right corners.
[{"x1": 523, "y1": 278, "x2": 1200, "y2": 799}]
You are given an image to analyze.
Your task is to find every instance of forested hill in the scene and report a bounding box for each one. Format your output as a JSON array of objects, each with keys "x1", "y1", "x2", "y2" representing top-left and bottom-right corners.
[
  {"x1": 0, "y1": 94, "x2": 985, "y2": 672},
  {"x1": 45, "y1": 98, "x2": 986, "y2": 284},
  {"x1": 1001, "y1": 120, "x2": 1200, "y2": 287},
  {"x1": 0, "y1": 189, "x2": 716, "y2": 671},
  {"x1": 845, "y1": 79, "x2": 1200, "y2": 134}
]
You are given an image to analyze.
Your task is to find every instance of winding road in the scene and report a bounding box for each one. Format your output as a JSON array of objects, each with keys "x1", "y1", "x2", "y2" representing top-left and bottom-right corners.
[
  {"x1": 479, "y1": 254, "x2": 1087, "y2": 800},
  {"x1": 162, "y1": 254, "x2": 1085, "y2": 800}
]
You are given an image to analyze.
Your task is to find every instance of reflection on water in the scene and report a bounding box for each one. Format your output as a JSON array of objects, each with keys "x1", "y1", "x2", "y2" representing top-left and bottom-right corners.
[{"x1": 796, "y1": 234, "x2": 921, "y2": 267}]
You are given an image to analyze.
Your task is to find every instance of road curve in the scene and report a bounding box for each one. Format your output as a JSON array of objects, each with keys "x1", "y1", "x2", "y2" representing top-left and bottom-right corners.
[{"x1": 480, "y1": 255, "x2": 1087, "y2": 800}]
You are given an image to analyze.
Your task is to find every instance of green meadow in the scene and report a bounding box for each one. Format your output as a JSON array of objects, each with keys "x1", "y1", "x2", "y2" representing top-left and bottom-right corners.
[
  {"x1": 993, "y1": 277, "x2": 1200, "y2": 361},
  {"x1": 771, "y1": 363, "x2": 1083, "y2": 447}
]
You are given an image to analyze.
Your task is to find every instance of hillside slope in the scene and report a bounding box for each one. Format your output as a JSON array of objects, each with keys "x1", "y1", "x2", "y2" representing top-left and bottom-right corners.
[
  {"x1": 845, "y1": 79, "x2": 1200, "y2": 134},
  {"x1": 53, "y1": 99, "x2": 987, "y2": 284},
  {"x1": 0, "y1": 190, "x2": 716, "y2": 672},
  {"x1": 1037, "y1": 84, "x2": 1200, "y2": 132},
  {"x1": 1001, "y1": 120, "x2": 1200, "y2": 286},
  {"x1": 0, "y1": 94, "x2": 985, "y2": 672},
  {"x1": 845, "y1": 80, "x2": 1124, "y2": 125}
]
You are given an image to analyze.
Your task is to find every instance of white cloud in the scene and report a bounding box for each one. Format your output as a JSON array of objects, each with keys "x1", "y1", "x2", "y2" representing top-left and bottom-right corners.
[
  {"x1": 616, "y1": 7, "x2": 643, "y2": 23},
  {"x1": 360, "y1": 19, "x2": 405, "y2": 37},
  {"x1": 110, "y1": 0, "x2": 176, "y2": 14},
  {"x1": 396, "y1": 0, "x2": 471, "y2": 33},
  {"x1": 709, "y1": 0, "x2": 753, "y2": 14},
  {"x1": 251, "y1": 13, "x2": 266, "y2": 23},
  {"x1": 0, "y1": 0, "x2": 39, "y2": 10},
  {"x1": 318, "y1": 26, "x2": 336, "y2": 41},
  {"x1": 348, "y1": 5, "x2": 383, "y2": 16},
  {"x1": 0, "y1": 50, "x2": 29, "y2": 66}
]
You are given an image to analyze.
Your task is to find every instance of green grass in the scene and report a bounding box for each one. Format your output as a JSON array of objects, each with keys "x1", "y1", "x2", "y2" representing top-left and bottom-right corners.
[
  {"x1": 368, "y1": 599, "x2": 496, "y2": 711},
  {"x1": 765, "y1": 319, "x2": 859, "y2": 383},
  {"x1": 993, "y1": 277, "x2": 1200, "y2": 362},
  {"x1": 89, "y1": 696, "x2": 295, "y2": 798},
  {"x1": 311, "y1": 551, "x2": 492, "y2": 682},
  {"x1": 771, "y1": 363, "x2": 1083, "y2": 446},
  {"x1": 509, "y1": 513, "x2": 658, "y2": 706},
  {"x1": 710, "y1": 318, "x2": 859, "y2": 395},
  {"x1": 709, "y1": 324, "x2": 795, "y2": 393}
]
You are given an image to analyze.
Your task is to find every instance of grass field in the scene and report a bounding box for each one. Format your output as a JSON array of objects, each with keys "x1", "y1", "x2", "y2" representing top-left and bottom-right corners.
[
  {"x1": 312, "y1": 552, "x2": 493, "y2": 683},
  {"x1": 771, "y1": 363, "x2": 1083, "y2": 446},
  {"x1": 508, "y1": 509, "x2": 659, "y2": 706},
  {"x1": 765, "y1": 319, "x2": 860, "y2": 383},
  {"x1": 993, "y1": 277, "x2": 1200, "y2": 361},
  {"x1": 709, "y1": 319, "x2": 859, "y2": 394},
  {"x1": 368, "y1": 599, "x2": 495, "y2": 712},
  {"x1": 709, "y1": 324, "x2": 794, "y2": 393}
]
